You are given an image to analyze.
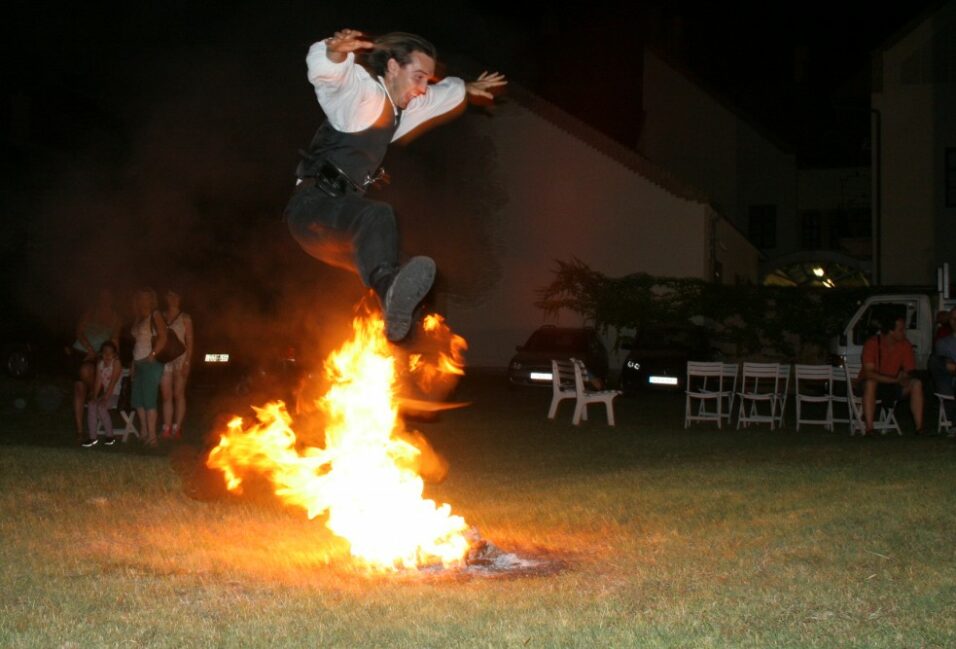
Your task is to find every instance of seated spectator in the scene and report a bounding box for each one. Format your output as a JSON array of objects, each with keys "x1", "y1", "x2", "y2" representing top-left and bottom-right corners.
[
  {"x1": 933, "y1": 309, "x2": 953, "y2": 344},
  {"x1": 858, "y1": 313, "x2": 924, "y2": 435},
  {"x1": 930, "y1": 307, "x2": 956, "y2": 425},
  {"x1": 70, "y1": 289, "x2": 121, "y2": 444},
  {"x1": 83, "y1": 341, "x2": 122, "y2": 448}
]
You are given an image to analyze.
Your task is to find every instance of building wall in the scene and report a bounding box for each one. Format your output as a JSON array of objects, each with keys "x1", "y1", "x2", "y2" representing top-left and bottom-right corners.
[
  {"x1": 638, "y1": 50, "x2": 798, "y2": 259},
  {"x1": 874, "y1": 1, "x2": 956, "y2": 285},
  {"x1": 713, "y1": 209, "x2": 761, "y2": 285},
  {"x1": 444, "y1": 99, "x2": 741, "y2": 367},
  {"x1": 796, "y1": 167, "x2": 871, "y2": 258},
  {"x1": 799, "y1": 167, "x2": 870, "y2": 211}
]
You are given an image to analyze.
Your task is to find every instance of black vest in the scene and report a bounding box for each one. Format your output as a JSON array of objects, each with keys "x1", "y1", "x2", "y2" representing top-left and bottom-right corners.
[{"x1": 296, "y1": 89, "x2": 400, "y2": 185}]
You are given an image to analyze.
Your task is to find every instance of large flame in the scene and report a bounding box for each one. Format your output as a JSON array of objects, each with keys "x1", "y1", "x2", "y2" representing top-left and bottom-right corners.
[{"x1": 206, "y1": 311, "x2": 470, "y2": 571}]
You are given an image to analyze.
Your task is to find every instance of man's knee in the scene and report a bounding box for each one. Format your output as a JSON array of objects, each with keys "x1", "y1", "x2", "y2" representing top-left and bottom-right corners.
[{"x1": 360, "y1": 202, "x2": 396, "y2": 234}]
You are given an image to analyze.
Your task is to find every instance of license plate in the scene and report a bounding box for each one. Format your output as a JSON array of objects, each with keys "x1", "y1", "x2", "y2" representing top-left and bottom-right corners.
[
  {"x1": 204, "y1": 353, "x2": 230, "y2": 363},
  {"x1": 648, "y1": 375, "x2": 678, "y2": 386},
  {"x1": 529, "y1": 372, "x2": 553, "y2": 381}
]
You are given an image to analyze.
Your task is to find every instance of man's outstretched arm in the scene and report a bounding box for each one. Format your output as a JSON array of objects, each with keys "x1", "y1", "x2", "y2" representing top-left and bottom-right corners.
[{"x1": 465, "y1": 71, "x2": 507, "y2": 100}]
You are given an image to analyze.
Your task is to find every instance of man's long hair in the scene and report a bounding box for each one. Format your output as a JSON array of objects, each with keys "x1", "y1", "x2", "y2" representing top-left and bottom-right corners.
[{"x1": 365, "y1": 32, "x2": 437, "y2": 76}]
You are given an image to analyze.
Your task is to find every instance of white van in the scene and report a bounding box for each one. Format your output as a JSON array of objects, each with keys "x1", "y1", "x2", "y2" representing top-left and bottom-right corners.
[{"x1": 830, "y1": 290, "x2": 955, "y2": 368}]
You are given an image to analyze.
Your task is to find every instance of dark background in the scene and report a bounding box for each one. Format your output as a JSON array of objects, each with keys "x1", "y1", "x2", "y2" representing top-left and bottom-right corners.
[{"x1": 0, "y1": 1, "x2": 939, "y2": 353}]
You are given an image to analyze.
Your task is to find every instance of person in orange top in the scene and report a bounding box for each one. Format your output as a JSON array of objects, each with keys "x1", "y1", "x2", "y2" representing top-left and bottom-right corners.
[{"x1": 859, "y1": 314, "x2": 924, "y2": 435}]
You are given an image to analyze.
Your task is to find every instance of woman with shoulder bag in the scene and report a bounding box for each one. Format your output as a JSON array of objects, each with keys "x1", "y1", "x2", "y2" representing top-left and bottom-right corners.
[
  {"x1": 160, "y1": 288, "x2": 193, "y2": 441},
  {"x1": 130, "y1": 288, "x2": 168, "y2": 448}
]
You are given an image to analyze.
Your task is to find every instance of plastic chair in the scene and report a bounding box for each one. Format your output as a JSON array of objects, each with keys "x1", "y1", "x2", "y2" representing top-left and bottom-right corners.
[
  {"x1": 570, "y1": 358, "x2": 622, "y2": 426},
  {"x1": 794, "y1": 364, "x2": 834, "y2": 431},
  {"x1": 829, "y1": 364, "x2": 850, "y2": 427},
  {"x1": 775, "y1": 364, "x2": 792, "y2": 427},
  {"x1": 737, "y1": 362, "x2": 783, "y2": 429},
  {"x1": 547, "y1": 359, "x2": 577, "y2": 420},
  {"x1": 935, "y1": 393, "x2": 954, "y2": 436},
  {"x1": 685, "y1": 361, "x2": 735, "y2": 428},
  {"x1": 722, "y1": 362, "x2": 740, "y2": 425}
]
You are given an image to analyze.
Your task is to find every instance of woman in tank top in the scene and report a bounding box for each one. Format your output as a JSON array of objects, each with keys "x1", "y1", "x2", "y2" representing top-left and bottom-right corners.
[{"x1": 159, "y1": 288, "x2": 194, "y2": 441}]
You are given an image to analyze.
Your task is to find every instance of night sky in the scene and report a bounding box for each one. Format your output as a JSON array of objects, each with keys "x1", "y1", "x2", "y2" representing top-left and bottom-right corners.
[{"x1": 0, "y1": 0, "x2": 940, "y2": 339}]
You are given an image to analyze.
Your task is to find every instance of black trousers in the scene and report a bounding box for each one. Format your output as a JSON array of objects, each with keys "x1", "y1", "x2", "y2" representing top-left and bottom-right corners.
[{"x1": 284, "y1": 185, "x2": 398, "y2": 298}]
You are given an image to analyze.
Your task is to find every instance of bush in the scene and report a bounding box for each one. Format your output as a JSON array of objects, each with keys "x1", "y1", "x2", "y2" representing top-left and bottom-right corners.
[{"x1": 535, "y1": 258, "x2": 876, "y2": 361}]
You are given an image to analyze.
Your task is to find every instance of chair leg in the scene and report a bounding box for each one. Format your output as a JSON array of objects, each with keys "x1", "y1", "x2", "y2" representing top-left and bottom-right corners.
[
  {"x1": 605, "y1": 400, "x2": 616, "y2": 426},
  {"x1": 548, "y1": 397, "x2": 560, "y2": 419},
  {"x1": 120, "y1": 410, "x2": 138, "y2": 443},
  {"x1": 572, "y1": 400, "x2": 584, "y2": 426}
]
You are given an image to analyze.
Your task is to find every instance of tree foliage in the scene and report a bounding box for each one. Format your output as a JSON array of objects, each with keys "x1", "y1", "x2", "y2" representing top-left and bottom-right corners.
[{"x1": 536, "y1": 258, "x2": 878, "y2": 360}]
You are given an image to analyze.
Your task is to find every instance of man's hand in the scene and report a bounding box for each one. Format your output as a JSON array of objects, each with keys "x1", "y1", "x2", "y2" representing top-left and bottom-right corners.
[
  {"x1": 466, "y1": 71, "x2": 507, "y2": 100},
  {"x1": 325, "y1": 29, "x2": 372, "y2": 63}
]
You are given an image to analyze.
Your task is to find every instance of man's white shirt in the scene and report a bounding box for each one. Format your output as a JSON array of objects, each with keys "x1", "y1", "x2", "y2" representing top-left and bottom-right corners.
[{"x1": 306, "y1": 40, "x2": 466, "y2": 140}]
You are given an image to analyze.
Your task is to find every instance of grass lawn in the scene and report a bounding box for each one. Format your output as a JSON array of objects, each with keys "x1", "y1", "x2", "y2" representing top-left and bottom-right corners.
[{"x1": 1, "y1": 372, "x2": 955, "y2": 648}]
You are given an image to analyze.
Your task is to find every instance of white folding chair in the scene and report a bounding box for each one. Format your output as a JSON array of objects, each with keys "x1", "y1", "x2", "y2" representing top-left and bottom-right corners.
[
  {"x1": 935, "y1": 393, "x2": 955, "y2": 436},
  {"x1": 844, "y1": 361, "x2": 901, "y2": 436},
  {"x1": 794, "y1": 364, "x2": 834, "y2": 431},
  {"x1": 722, "y1": 362, "x2": 740, "y2": 424},
  {"x1": 775, "y1": 364, "x2": 792, "y2": 427},
  {"x1": 685, "y1": 361, "x2": 735, "y2": 428},
  {"x1": 570, "y1": 359, "x2": 622, "y2": 426},
  {"x1": 547, "y1": 359, "x2": 577, "y2": 420},
  {"x1": 737, "y1": 362, "x2": 783, "y2": 429},
  {"x1": 116, "y1": 368, "x2": 139, "y2": 442},
  {"x1": 829, "y1": 364, "x2": 850, "y2": 427}
]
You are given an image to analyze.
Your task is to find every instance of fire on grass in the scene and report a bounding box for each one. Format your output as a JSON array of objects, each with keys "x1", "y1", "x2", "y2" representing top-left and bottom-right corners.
[{"x1": 205, "y1": 309, "x2": 471, "y2": 572}]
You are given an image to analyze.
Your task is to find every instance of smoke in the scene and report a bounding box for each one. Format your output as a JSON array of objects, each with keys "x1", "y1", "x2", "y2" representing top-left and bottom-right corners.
[
  {"x1": 12, "y1": 2, "x2": 509, "y2": 374},
  {"x1": 15, "y1": 9, "x2": 362, "y2": 361}
]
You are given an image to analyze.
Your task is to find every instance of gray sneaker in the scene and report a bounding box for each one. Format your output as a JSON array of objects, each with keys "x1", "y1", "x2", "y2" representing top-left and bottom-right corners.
[{"x1": 384, "y1": 256, "x2": 436, "y2": 342}]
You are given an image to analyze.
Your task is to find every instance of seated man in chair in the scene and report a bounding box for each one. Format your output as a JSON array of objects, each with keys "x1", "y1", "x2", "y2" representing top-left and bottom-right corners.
[
  {"x1": 858, "y1": 313, "x2": 924, "y2": 435},
  {"x1": 930, "y1": 307, "x2": 956, "y2": 425}
]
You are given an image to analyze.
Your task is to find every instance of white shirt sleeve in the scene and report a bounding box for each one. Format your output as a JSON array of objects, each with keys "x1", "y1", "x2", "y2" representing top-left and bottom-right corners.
[
  {"x1": 305, "y1": 40, "x2": 387, "y2": 133},
  {"x1": 394, "y1": 77, "x2": 467, "y2": 140}
]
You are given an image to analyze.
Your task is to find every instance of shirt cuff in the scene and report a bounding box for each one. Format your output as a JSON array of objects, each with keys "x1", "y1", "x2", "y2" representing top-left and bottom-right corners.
[{"x1": 306, "y1": 39, "x2": 353, "y2": 82}]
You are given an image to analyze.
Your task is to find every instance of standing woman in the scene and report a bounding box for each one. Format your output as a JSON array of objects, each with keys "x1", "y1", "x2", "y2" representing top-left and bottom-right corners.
[
  {"x1": 71, "y1": 289, "x2": 121, "y2": 443},
  {"x1": 130, "y1": 288, "x2": 168, "y2": 447},
  {"x1": 160, "y1": 288, "x2": 193, "y2": 441}
]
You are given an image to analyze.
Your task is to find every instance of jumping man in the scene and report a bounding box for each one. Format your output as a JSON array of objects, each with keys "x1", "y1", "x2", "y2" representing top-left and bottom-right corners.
[{"x1": 285, "y1": 29, "x2": 506, "y2": 341}]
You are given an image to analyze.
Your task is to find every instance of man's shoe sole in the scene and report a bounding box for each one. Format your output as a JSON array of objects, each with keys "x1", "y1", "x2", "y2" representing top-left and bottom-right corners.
[{"x1": 385, "y1": 257, "x2": 436, "y2": 342}]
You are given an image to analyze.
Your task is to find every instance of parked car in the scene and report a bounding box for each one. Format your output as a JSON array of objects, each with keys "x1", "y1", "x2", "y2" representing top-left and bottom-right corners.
[
  {"x1": 508, "y1": 326, "x2": 609, "y2": 387},
  {"x1": 0, "y1": 312, "x2": 70, "y2": 380},
  {"x1": 619, "y1": 324, "x2": 716, "y2": 392}
]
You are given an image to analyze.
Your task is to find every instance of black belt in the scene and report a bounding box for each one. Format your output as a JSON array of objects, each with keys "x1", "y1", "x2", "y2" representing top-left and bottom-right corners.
[{"x1": 296, "y1": 160, "x2": 362, "y2": 198}]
